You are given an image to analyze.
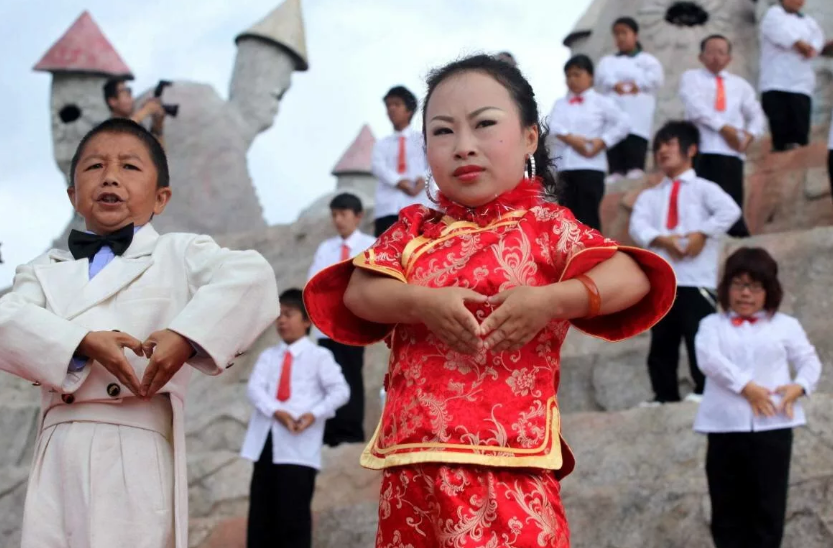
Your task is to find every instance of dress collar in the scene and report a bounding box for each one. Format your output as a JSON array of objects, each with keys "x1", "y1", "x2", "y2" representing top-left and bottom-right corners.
[{"x1": 436, "y1": 177, "x2": 546, "y2": 227}]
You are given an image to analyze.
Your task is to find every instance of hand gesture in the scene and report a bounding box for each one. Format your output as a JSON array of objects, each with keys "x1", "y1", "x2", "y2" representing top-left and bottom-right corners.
[
  {"x1": 480, "y1": 286, "x2": 553, "y2": 352},
  {"x1": 741, "y1": 382, "x2": 776, "y2": 417},
  {"x1": 76, "y1": 331, "x2": 145, "y2": 396},
  {"x1": 737, "y1": 131, "x2": 754, "y2": 154},
  {"x1": 653, "y1": 235, "x2": 686, "y2": 260},
  {"x1": 414, "y1": 287, "x2": 487, "y2": 354},
  {"x1": 720, "y1": 125, "x2": 741, "y2": 151},
  {"x1": 684, "y1": 232, "x2": 707, "y2": 258},
  {"x1": 294, "y1": 413, "x2": 316, "y2": 433},
  {"x1": 395, "y1": 179, "x2": 414, "y2": 196},
  {"x1": 139, "y1": 329, "x2": 194, "y2": 399},
  {"x1": 613, "y1": 82, "x2": 629, "y2": 95},
  {"x1": 581, "y1": 138, "x2": 606, "y2": 158},
  {"x1": 773, "y1": 384, "x2": 805, "y2": 419},
  {"x1": 565, "y1": 135, "x2": 589, "y2": 154},
  {"x1": 794, "y1": 40, "x2": 817, "y2": 59},
  {"x1": 274, "y1": 410, "x2": 297, "y2": 431},
  {"x1": 410, "y1": 178, "x2": 426, "y2": 197}
]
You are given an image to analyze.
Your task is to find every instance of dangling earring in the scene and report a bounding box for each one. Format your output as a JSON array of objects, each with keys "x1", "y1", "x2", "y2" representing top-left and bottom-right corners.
[
  {"x1": 524, "y1": 155, "x2": 530, "y2": 180},
  {"x1": 425, "y1": 174, "x2": 440, "y2": 205},
  {"x1": 528, "y1": 154, "x2": 537, "y2": 180}
]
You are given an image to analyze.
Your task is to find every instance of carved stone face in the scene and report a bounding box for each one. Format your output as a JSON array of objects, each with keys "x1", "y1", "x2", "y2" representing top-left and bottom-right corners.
[
  {"x1": 229, "y1": 37, "x2": 295, "y2": 137},
  {"x1": 50, "y1": 74, "x2": 112, "y2": 182}
]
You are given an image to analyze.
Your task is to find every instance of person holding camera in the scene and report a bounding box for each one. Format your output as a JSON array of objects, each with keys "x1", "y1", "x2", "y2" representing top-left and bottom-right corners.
[{"x1": 103, "y1": 77, "x2": 167, "y2": 145}]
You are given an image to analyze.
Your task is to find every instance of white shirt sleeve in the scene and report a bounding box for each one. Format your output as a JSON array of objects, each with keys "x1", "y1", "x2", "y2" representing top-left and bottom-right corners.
[
  {"x1": 309, "y1": 350, "x2": 351, "y2": 420},
  {"x1": 371, "y1": 140, "x2": 404, "y2": 187},
  {"x1": 739, "y1": 82, "x2": 766, "y2": 139},
  {"x1": 595, "y1": 56, "x2": 617, "y2": 94},
  {"x1": 548, "y1": 100, "x2": 570, "y2": 137},
  {"x1": 695, "y1": 315, "x2": 752, "y2": 394},
  {"x1": 783, "y1": 317, "x2": 822, "y2": 396},
  {"x1": 698, "y1": 181, "x2": 742, "y2": 237},
  {"x1": 679, "y1": 71, "x2": 725, "y2": 132},
  {"x1": 761, "y1": 8, "x2": 802, "y2": 50},
  {"x1": 246, "y1": 349, "x2": 281, "y2": 418},
  {"x1": 808, "y1": 18, "x2": 825, "y2": 51},
  {"x1": 634, "y1": 54, "x2": 664, "y2": 93},
  {"x1": 628, "y1": 191, "x2": 661, "y2": 248},
  {"x1": 599, "y1": 95, "x2": 630, "y2": 148},
  {"x1": 307, "y1": 242, "x2": 327, "y2": 282}
]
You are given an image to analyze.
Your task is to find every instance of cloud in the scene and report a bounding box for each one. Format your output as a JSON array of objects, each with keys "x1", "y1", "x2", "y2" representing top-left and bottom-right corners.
[{"x1": 0, "y1": 0, "x2": 589, "y2": 286}]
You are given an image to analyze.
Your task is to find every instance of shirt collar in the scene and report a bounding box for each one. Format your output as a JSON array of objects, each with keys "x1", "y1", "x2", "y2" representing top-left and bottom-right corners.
[
  {"x1": 280, "y1": 336, "x2": 313, "y2": 358},
  {"x1": 85, "y1": 224, "x2": 144, "y2": 236},
  {"x1": 726, "y1": 310, "x2": 769, "y2": 321},
  {"x1": 703, "y1": 67, "x2": 728, "y2": 79},
  {"x1": 662, "y1": 168, "x2": 696, "y2": 186},
  {"x1": 394, "y1": 126, "x2": 414, "y2": 138},
  {"x1": 341, "y1": 229, "x2": 365, "y2": 248},
  {"x1": 568, "y1": 88, "x2": 593, "y2": 100}
]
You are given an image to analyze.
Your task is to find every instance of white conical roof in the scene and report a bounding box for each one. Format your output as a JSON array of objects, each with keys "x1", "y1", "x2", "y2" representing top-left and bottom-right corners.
[{"x1": 236, "y1": 0, "x2": 309, "y2": 71}]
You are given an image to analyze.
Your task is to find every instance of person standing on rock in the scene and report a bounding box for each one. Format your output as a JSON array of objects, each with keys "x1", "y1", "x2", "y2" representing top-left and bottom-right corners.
[
  {"x1": 307, "y1": 193, "x2": 376, "y2": 446},
  {"x1": 694, "y1": 247, "x2": 821, "y2": 548},
  {"x1": 241, "y1": 289, "x2": 349, "y2": 548},
  {"x1": 759, "y1": 0, "x2": 825, "y2": 152},
  {"x1": 305, "y1": 54, "x2": 676, "y2": 547},
  {"x1": 0, "y1": 118, "x2": 277, "y2": 548},
  {"x1": 630, "y1": 120, "x2": 741, "y2": 406},
  {"x1": 103, "y1": 77, "x2": 167, "y2": 146},
  {"x1": 596, "y1": 16, "x2": 664, "y2": 184},
  {"x1": 680, "y1": 34, "x2": 765, "y2": 239},
  {"x1": 548, "y1": 54, "x2": 630, "y2": 231},
  {"x1": 371, "y1": 86, "x2": 430, "y2": 237}
]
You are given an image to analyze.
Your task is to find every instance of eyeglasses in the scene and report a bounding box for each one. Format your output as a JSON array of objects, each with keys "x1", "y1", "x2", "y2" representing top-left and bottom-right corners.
[{"x1": 730, "y1": 280, "x2": 764, "y2": 293}]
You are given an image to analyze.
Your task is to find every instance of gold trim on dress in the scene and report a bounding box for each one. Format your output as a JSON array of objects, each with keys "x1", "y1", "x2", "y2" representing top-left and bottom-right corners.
[{"x1": 353, "y1": 249, "x2": 407, "y2": 283}]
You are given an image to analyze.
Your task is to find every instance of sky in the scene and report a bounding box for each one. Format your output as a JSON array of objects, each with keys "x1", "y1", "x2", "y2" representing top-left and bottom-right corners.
[{"x1": 0, "y1": 0, "x2": 592, "y2": 287}]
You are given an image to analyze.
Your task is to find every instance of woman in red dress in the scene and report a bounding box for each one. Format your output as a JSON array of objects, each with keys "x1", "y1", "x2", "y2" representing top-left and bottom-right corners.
[{"x1": 305, "y1": 54, "x2": 675, "y2": 548}]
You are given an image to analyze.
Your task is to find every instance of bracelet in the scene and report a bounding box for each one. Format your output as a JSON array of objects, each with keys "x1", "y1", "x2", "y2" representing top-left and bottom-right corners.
[{"x1": 575, "y1": 274, "x2": 601, "y2": 319}]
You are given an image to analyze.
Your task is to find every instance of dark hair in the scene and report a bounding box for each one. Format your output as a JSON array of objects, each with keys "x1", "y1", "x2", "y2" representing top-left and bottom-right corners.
[
  {"x1": 279, "y1": 288, "x2": 309, "y2": 321},
  {"x1": 652, "y1": 120, "x2": 700, "y2": 155},
  {"x1": 564, "y1": 54, "x2": 594, "y2": 76},
  {"x1": 700, "y1": 34, "x2": 732, "y2": 54},
  {"x1": 717, "y1": 248, "x2": 783, "y2": 313},
  {"x1": 421, "y1": 54, "x2": 558, "y2": 198},
  {"x1": 329, "y1": 192, "x2": 363, "y2": 214},
  {"x1": 613, "y1": 17, "x2": 639, "y2": 34},
  {"x1": 384, "y1": 86, "x2": 417, "y2": 114},
  {"x1": 103, "y1": 77, "x2": 127, "y2": 109},
  {"x1": 69, "y1": 118, "x2": 170, "y2": 188}
]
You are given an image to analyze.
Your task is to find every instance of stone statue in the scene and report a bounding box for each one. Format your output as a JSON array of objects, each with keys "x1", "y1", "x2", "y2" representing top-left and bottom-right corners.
[{"x1": 35, "y1": 0, "x2": 309, "y2": 240}]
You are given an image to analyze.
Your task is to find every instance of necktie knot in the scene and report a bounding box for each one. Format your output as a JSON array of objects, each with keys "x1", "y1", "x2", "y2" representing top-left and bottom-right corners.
[
  {"x1": 731, "y1": 316, "x2": 758, "y2": 327},
  {"x1": 68, "y1": 223, "x2": 135, "y2": 261}
]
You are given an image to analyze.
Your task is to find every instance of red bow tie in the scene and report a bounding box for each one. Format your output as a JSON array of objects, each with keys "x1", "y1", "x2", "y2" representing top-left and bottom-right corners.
[
  {"x1": 569, "y1": 96, "x2": 584, "y2": 105},
  {"x1": 731, "y1": 316, "x2": 758, "y2": 327}
]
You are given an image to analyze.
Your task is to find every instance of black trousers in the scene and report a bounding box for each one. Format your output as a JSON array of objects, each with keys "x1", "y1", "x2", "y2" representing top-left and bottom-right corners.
[
  {"x1": 247, "y1": 434, "x2": 318, "y2": 548},
  {"x1": 695, "y1": 153, "x2": 749, "y2": 238},
  {"x1": 607, "y1": 134, "x2": 648, "y2": 175},
  {"x1": 647, "y1": 286, "x2": 715, "y2": 402},
  {"x1": 828, "y1": 150, "x2": 833, "y2": 202},
  {"x1": 319, "y1": 338, "x2": 366, "y2": 446},
  {"x1": 707, "y1": 429, "x2": 793, "y2": 548},
  {"x1": 559, "y1": 170, "x2": 605, "y2": 230},
  {"x1": 762, "y1": 91, "x2": 812, "y2": 152},
  {"x1": 375, "y1": 215, "x2": 399, "y2": 237}
]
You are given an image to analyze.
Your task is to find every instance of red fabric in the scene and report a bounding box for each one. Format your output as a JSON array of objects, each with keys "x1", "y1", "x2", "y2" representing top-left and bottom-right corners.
[
  {"x1": 376, "y1": 464, "x2": 569, "y2": 548},
  {"x1": 666, "y1": 179, "x2": 681, "y2": 229},
  {"x1": 436, "y1": 176, "x2": 544, "y2": 228},
  {"x1": 397, "y1": 135, "x2": 407, "y2": 174},
  {"x1": 276, "y1": 351, "x2": 292, "y2": 401},
  {"x1": 568, "y1": 96, "x2": 583, "y2": 105},
  {"x1": 340, "y1": 243, "x2": 350, "y2": 262},
  {"x1": 731, "y1": 316, "x2": 757, "y2": 327},
  {"x1": 715, "y1": 75, "x2": 726, "y2": 112}
]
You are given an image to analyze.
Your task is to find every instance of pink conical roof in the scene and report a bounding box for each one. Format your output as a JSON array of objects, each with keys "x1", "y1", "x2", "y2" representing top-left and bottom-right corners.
[
  {"x1": 332, "y1": 124, "x2": 376, "y2": 175},
  {"x1": 33, "y1": 11, "x2": 133, "y2": 78}
]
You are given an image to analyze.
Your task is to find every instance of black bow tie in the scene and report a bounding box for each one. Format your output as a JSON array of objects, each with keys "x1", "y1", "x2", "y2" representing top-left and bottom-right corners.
[{"x1": 68, "y1": 223, "x2": 135, "y2": 261}]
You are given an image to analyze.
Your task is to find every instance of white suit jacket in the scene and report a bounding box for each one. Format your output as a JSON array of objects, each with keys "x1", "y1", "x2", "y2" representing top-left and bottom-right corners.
[{"x1": 0, "y1": 224, "x2": 278, "y2": 548}]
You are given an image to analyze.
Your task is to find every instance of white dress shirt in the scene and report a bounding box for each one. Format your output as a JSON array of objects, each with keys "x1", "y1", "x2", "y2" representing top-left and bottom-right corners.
[
  {"x1": 240, "y1": 337, "x2": 350, "y2": 469},
  {"x1": 679, "y1": 68, "x2": 765, "y2": 159},
  {"x1": 829, "y1": 109, "x2": 833, "y2": 150},
  {"x1": 759, "y1": 5, "x2": 825, "y2": 97},
  {"x1": 307, "y1": 229, "x2": 376, "y2": 340},
  {"x1": 548, "y1": 88, "x2": 630, "y2": 172},
  {"x1": 694, "y1": 312, "x2": 821, "y2": 434},
  {"x1": 371, "y1": 126, "x2": 430, "y2": 219},
  {"x1": 629, "y1": 169, "x2": 741, "y2": 289},
  {"x1": 596, "y1": 50, "x2": 664, "y2": 139}
]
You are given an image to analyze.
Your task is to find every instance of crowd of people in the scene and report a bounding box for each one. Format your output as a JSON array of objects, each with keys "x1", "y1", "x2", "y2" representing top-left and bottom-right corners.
[{"x1": 0, "y1": 1, "x2": 831, "y2": 548}]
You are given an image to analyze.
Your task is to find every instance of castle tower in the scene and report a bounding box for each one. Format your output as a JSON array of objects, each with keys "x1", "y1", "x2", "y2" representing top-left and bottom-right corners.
[{"x1": 34, "y1": 11, "x2": 133, "y2": 179}]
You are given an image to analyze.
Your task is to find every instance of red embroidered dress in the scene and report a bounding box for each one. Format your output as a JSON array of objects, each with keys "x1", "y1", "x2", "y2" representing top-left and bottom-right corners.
[{"x1": 305, "y1": 179, "x2": 675, "y2": 547}]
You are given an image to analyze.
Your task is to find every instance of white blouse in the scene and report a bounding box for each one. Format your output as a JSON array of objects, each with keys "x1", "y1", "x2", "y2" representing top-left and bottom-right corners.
[
  {"x1": 596, "y1": 51, "x2": 664, "y2": 140},
  {"x1": 759, "y1": 5, "x2": 825, "y2": 97},
  {"x1": 693, "y1": 312, "x2": 822, "y2": 434}
]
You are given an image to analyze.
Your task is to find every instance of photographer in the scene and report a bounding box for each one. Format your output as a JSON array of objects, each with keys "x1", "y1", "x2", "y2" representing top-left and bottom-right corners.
[{"x1": 103, "y1": 77, "x2": 166, "y2": 145}]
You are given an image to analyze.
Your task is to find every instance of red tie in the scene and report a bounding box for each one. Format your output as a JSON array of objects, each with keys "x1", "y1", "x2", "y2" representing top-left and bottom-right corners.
[
  {"x1": 666, "y1": 179, "x2": 681, "y2": 229},
  {"x1": 340, "y1": 243, "x2": 350, "y2": 262},
  {"x1": 396, "y1": 135, "x2": 407, "y2": 174},
  {"x1": 731, "y1": 316, "x2": 758, "y2": 327},
  {"x1": 276, "y1": 351, "x2": 292, "y2": 402},
  {"x1": 569, "y1": 96, "x2": 584, "y2": 105},
  {"x1": 715, "y1": 76, "x2": 726, "y2": 112}
]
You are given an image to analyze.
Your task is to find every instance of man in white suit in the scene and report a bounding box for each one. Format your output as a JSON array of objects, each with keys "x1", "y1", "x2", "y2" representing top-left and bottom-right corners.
[{"x1": 0, "y1": 118, "x2": 278, "y2": 548}]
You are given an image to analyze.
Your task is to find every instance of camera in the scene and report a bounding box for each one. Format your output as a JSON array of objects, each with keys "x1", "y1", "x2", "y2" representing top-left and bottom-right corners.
[{"x1": 153, "y1": 80, "x2": 179, "y2": 117}]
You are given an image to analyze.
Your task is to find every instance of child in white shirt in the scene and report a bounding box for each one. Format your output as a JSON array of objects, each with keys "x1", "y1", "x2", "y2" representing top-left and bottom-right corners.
[
  {"x1": 596, "y1": 16, "x2": 664, "y2": 183},
  {"x1": 241, "y1": 289, "x2": 349, "y2": 548},
  {"x1": 694, "y1": 247, "x2": 821, "y2": 548},
  {"x1": 549, "y1": 54, "x2": 629, "y2": 230}
]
